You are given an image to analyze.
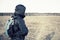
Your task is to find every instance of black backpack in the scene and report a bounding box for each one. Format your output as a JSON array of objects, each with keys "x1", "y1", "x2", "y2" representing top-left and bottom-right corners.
[{"x1": 7, "y1": 19, "x2": 20, "y2": 37}]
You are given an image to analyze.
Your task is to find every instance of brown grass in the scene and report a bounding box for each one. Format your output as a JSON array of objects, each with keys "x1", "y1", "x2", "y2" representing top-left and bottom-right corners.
[{"x1": 0, "y1": 16, "x2": 60, "y2": 40}]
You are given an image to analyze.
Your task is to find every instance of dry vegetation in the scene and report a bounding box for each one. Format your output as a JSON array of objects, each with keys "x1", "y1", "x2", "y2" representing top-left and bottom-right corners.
[{"x1": 0, "y1": 16, "x2": 60, "y2": 40}]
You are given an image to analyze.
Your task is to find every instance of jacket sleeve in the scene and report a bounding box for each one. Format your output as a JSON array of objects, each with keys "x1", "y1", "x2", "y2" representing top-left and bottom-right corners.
[{"x1": 15, "y1": 19, "x2": 28, "y2": 36}]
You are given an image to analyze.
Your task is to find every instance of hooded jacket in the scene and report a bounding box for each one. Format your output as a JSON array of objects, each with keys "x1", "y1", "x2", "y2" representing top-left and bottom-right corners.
[{"x1": 4, "y1": 4, "x2": 28, "y2": 39}]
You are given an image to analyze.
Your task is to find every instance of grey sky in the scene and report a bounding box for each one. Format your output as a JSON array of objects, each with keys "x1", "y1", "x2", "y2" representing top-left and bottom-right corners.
[{"x1": 0, "y1": 0, "x2": 60, "y2": 13}]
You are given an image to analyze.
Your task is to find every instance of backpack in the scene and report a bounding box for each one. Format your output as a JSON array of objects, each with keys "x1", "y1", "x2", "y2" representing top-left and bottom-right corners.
[{"x1": 7, "y1": 18, "x2": 20, "y2": 38}]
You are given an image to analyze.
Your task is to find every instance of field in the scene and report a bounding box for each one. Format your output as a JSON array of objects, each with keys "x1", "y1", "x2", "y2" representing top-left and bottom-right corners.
[{"x1": 0, "y1": 16, "x2": 60, "y2": 40}]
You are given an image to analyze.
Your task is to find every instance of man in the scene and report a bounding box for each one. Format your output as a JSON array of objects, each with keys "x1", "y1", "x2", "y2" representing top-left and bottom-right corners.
[{"x1": 5, "y1": 4, "x2": 28, "y2": 40}]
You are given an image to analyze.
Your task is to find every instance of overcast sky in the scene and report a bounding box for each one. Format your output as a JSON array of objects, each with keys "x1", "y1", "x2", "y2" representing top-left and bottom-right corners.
[{"x1": 0, "y1": 0, "x2": 60, "y2": 13}]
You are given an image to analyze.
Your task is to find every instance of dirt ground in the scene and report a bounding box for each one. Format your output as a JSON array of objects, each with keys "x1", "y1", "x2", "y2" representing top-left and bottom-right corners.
[{"x1": 0, "y1": 16, "x2": 60, "y2": 40}]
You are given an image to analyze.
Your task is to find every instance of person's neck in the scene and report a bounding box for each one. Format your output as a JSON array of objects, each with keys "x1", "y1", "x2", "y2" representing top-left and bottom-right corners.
[{"x1": 14, "y1": 13, "x2": 25, "y2": 18}]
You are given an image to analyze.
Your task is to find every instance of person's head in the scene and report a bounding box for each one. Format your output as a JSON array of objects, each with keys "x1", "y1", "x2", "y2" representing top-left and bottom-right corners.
[{"x1": 14, "y1": 4, "x2": 26, "y2": 16}]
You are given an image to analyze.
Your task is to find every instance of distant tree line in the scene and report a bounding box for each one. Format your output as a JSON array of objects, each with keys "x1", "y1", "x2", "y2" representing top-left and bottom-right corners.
[{"x1": 0, "y1": 13, "x2": 60, "y2": 16}]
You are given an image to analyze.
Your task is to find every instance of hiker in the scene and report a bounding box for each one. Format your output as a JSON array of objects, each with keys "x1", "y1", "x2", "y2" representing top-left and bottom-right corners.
[{"x1": 5, "y1": 4, "x2": 28, "y2": 40}]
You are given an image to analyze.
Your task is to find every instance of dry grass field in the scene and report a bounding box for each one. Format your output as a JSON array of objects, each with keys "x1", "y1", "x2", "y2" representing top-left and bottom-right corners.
[{"x1": 0, "y1": 16, "x2": 60, "y2": 40}]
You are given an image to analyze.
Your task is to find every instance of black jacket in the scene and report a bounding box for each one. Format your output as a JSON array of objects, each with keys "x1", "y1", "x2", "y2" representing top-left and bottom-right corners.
[{"x1": 8, "y1": 14, "x2": 28, "y2": 38}]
